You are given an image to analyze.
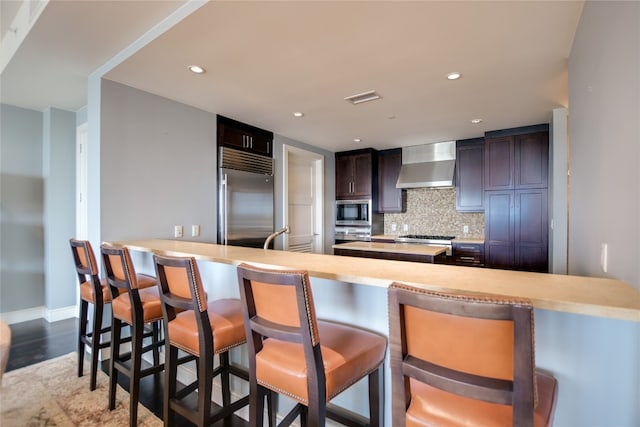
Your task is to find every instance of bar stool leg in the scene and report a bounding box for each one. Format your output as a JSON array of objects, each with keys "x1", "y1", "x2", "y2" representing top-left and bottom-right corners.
[
  {"x1": 197, "y1": 355, "x2": 214, "y2": 427},
  {"x1": 164, "y1": 345, "x2": 178, "y2": 427},
  {"x1": 78, "y1": 299, "x2": 88, "y2": 379},
  {"x1": 109, "y1": 317, "x2": 122, "y2": 410},
  {"x1": 368, "y1": 366, "x2": 384, "y2": 427},
  {"x1": 129, "y1": 318, "x2": 145, "y2": 427},
  {"x1": 152, "y1": 322, "x2": 161, "y2": 366},
  {"x1": 90, "y1": 301, "x2": 104, "y2": 391}
]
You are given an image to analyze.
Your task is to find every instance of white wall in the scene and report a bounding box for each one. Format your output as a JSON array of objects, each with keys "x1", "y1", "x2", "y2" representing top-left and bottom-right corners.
[{"x1": 568, "y1": 1, "x2": 640, "y2": 289}]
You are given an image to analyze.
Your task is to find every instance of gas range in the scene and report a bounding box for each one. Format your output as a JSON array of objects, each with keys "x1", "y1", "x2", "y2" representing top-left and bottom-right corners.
[{"x1": 395, "y1": 234, "x2": 456, "y2": 255}]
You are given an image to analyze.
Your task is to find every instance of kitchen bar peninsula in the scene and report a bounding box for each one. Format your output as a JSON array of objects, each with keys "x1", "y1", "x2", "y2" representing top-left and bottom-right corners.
[
  {"x1": 117, "y1": 239, "x2": 640, "y2": 426},
  {"x1": 119, "y1": 239, "x2": 638, "y2": 320}
]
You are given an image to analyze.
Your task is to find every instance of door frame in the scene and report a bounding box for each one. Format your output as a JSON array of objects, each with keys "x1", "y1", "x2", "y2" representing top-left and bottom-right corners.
[{"x1": 282, "y1": 144, "x2": 324, "y2": 253}]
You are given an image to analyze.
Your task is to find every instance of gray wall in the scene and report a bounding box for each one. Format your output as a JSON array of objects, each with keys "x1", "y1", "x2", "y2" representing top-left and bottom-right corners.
[
  {"x1": 568, "y1": 1, "x2": 639, "y2": 289},
  {"x1": 100, "y1": 80, "x2": 338, "y2": 252},
  {"x1": 43, "y1": 108, "x2": 77, "y2": 313},
  {"x1": 100, "y1": 79, "x2": 217, "y2": 242},
  {"x1": 0, "y1": 104, "x2": 45, "y2": 313}
]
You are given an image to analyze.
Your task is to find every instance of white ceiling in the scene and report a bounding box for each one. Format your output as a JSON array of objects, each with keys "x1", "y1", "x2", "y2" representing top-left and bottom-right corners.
[{"x1": 1, "y1": 1, "x2": 584, "y2": 152}]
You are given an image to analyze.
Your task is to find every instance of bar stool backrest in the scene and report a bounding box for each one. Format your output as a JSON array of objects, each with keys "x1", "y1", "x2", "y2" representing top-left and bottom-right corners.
[
  {"x1": 70, "y1": 238, "x2": 100, "y2": 291},
  {"x1": 388, "y1": 282, "x2": 538, "y2": 427},
  {"x1": 153, "y1": 255, "x2": 211, "y2": 355},
  {"x1": 236, "y1": 263, "x2": 324, "y2": 403}
]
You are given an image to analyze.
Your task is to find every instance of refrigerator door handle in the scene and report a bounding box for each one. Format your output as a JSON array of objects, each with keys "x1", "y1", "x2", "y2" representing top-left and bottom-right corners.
[{"x1": 221, "y1": 173, "x2": 228, "y2": 245}]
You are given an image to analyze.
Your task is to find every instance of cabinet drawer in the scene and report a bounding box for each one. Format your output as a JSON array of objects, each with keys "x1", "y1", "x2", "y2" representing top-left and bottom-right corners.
[{"x1": 453, "y1": 243, "x2": 485, "y2": 267}]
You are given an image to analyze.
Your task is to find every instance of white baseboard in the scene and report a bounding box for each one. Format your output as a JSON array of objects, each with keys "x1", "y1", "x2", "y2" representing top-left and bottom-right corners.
[
  {"x1": 45, "y1": 305, "x2": 77, "y2": 322},
  {"x1": 0, "y1": 304, "x2": 78, "y2": 325},
  {"x1": 0, "y1": 306, "x2": 45, "y2": 324}
]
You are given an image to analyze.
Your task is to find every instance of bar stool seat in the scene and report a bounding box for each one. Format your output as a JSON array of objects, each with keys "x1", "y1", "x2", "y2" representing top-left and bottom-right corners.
[
  {"x1": 79, "y1": 272, "x2": 156, "y2": 304},
  {"x1": 166, "y1": 299, "x2": 246, "y2": 355},
  {"x1": 111, "y1": 285, "x2": 164, "y2": 324},
  {"x1": 256, "y1": 320, "x2": 386, "y2": 405}
]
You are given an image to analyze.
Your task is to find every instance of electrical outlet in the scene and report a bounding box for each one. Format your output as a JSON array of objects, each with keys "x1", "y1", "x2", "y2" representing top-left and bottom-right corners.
[
  {"x1": 463, "y1": 225, "x2": 469, "y2": 234},
  {"x1": 403, "y1": 224, "x2": 409, "y2": 232},
  {"x1": 391, "y1": 223, "x2": 397, "y2": 232},
  {"x1": 191, "y1": 225, "x2": 200, "y2": 237},
  {"x1": 174, "y1": 225, "x2": 183, "y2": 238}
]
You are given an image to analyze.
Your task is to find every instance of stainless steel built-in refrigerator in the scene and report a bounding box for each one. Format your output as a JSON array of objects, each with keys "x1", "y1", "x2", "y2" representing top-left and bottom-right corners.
[{"x1": 218, "y1": 147, "x2": 274, "y2": 248}]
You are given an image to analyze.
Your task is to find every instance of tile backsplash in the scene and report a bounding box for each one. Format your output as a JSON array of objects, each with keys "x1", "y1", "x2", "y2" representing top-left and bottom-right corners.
[{"x1": 383, "y1": 188, "x2": 484, "y2": 238}]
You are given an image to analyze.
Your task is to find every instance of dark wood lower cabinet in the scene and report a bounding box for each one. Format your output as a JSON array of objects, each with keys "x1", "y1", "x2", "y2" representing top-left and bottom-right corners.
[
  {"x1": 334, "y1": 248, "x2": 447, "y2": 264},
  {"x1": 452, "y1": 242, "x2": 485, "y2": 267},
  {"x1": 485, "y1": 189, "x2": 548, "y2": 272}
]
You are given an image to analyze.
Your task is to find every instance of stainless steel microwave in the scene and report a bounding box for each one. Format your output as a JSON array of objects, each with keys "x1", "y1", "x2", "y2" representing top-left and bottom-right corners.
[{"x1": 335, "y1": 199, "x2": 372, "y2": 226}]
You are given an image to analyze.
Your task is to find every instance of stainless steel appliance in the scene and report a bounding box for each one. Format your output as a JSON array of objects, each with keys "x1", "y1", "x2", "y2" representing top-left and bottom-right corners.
[
  {"x1": 218, "y1": 147, "x2": 274, "y2": 248},
  {"x1": 336, "y1": 199, "x2": 373, "y2": 226},
  {"x1": 335, "y1": 199, "x2": 383, "y2": 243},
  {"x1": 395, "y1": 234, "x2": 456, "y2": 256}
]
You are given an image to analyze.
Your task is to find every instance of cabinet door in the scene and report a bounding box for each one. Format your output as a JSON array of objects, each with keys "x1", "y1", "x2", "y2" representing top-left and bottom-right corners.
[
  {"x1": 484, "y1": 136, "x2": 514, "y2": 190},
  {"x1": 456, "y1": 140, "x2": 484, "y2": 211},
  {"x1": 335, "y1": 155, "x2": 354, "y2": 199},
  {"x1": 249, "y1": 131, "x2": 272, "y2": 156},
  {"x1": 378, "y1": 149, "x2": 405, "y2": 212},
  {"x1": 515, "y1": 188, "x2": 548, "y2": 271},
  {"x1": 485, "y1": 190, "x2": 514, "y2": 269},
  {"x1": 219, "y1": 124, "x2": 246, "y2": 150},
  {"x1": 352, "y1": 154, "x2": 372, "y2": 198},
  {"x1": 515, "y1": 132, "x2": 548, "y2": 189}
]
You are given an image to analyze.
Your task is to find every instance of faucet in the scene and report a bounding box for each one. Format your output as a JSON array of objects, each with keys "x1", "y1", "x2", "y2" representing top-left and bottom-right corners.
[{"x1": 263, "y1": 226, "x2": 290, "y2": 250}]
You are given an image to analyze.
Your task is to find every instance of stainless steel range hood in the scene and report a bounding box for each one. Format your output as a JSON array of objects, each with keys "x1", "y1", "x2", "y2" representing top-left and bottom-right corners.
[{"x1": 396, "y1": 141, "x2": 456, "y2": 188}]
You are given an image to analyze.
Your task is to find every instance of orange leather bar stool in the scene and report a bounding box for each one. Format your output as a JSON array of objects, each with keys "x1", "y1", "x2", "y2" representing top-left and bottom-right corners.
[
  {"x1": 388, "y1": 283, "x2": 558, "y2": 427},
  {"x1": 236, "y1": 263, "x2": 387, "y2": 427},
  {"x1": 154, "y1": 254, "x2": 250, "y2": 427},
  {"x1": 69, "y1": 238, "x2": 113, "y2": 390},
  {"x1": 101, "y1": 244, "x2": 163, "y2": 427}
]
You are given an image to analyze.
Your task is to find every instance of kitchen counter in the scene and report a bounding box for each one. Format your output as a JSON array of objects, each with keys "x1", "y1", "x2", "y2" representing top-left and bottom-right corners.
[
  {"x1": 115, "y1": 239, "x2": 639, "y2": 321},
  {"x1": 333, "y1": 241, "x2": 446, "y2": 256},
  {"x1": 333, "y1": 241, "x2": 447, "y2": 263}
]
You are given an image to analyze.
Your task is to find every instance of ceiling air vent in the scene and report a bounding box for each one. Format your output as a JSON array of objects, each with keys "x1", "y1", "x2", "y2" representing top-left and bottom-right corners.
[{"x1": 344, "y1": 90, "x2": 382, "y2": 105}]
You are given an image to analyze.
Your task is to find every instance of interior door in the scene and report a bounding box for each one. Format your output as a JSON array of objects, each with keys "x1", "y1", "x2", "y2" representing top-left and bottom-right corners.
[{"x1": 284, "y1": 146, "x2": 324, "y2": 253}]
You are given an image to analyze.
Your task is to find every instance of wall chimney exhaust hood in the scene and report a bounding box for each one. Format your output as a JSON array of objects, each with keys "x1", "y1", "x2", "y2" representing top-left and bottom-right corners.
[{"x1": 396, "y1": 141, "x2": 456, "y2": 188}]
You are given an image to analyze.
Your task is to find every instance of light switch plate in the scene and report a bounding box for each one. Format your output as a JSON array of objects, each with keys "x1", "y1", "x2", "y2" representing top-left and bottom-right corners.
[{"x1": 174, "y1": 225, "x2": 183, "y2": 238}]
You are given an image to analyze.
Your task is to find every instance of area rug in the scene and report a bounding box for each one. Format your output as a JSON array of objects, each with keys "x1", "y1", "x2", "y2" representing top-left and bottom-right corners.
[{"x1": 0, "y1": 352, "x2": 162, "y2": 426}]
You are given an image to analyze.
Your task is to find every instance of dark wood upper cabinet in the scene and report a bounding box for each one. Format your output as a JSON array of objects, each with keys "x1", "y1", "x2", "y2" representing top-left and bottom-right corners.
[
  {"x1": 217, "y1": 115, "x2": 273, "y2": 157},
  {"x1": 484, "y1": 127, "x2": 548, "y2": 190},
  {"x1": 455, "y1": 138, "x2": 484, "y2": 212},
  {"x1": 377, "y1": 148, "x2": 406, "y2": 213},
  {"x1": 335, "y1": 148, "x2": 378, "y2": 202}
]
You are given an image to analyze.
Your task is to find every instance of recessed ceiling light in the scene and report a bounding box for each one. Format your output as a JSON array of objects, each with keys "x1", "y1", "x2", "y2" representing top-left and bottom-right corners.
[
  {"x1": 188, "y1": 65, "x2": 205, "y2": 74},
  {"x1": 293, "y1": 112, "x2": 304, "y2": 118},
  {"x1": 471, "y1": 118, "x2": 483, "y2": 124},
  {"x1": 354, "y1": 138, "x2": 362, "y2": 143},
  {"x1": 447, "y1": 72, "x2": 462, "y2": 80}
]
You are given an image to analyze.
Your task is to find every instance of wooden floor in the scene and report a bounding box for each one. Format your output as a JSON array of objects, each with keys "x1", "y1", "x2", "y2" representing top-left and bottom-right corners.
[{"x1": 6, "y1": 318, "x2": 247, "y2": 427}]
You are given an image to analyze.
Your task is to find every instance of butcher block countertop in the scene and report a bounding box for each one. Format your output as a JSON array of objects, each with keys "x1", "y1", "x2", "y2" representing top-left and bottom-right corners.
[
  {"x1": 332, "y1": 241, "x2": 446, "y2": 256},
  {"x1": 115, "y1": 239, "x2": 640, "y2": 322}
]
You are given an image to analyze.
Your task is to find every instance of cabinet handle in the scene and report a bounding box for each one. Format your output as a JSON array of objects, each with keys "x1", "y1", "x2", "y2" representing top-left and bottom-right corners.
[
  {"x1": 242, "y1": 135, "x2": 246, "y2": 148},
  {"x1": 249, "y1": 136, "x2": 253, "y2": 148},
  {"x1": 460, "y1": 256, "x2": 476, "y2": 261},
  {"x1": 459, "y1": 245, "x2": 476, "y2": 250}
]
